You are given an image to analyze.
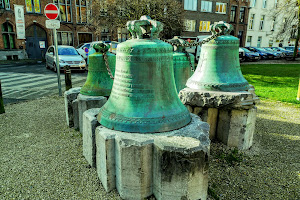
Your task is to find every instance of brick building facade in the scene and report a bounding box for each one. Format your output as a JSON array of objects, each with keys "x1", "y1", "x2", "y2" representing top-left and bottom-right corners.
[
  {"x1": 228, "y1": 0, "x2": 250, "y2": 47},
  {"x1": 0, "y1": 0, "x2": 97, "y2": 60}
]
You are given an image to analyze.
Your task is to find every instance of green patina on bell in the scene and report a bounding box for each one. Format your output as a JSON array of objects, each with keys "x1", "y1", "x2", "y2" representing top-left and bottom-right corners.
[
  {"x1": 170, "y1": 38, "x2": 194, "y2": 93},
  {"x1": 80, "y1": 42, "x2": 116, "y2": 96},
  {"x1": 97, "y1": 16, "x2": 191, "y2": 133},
  {"x1": 187, "y1": 22, "x2": 250, "y2": 92}
]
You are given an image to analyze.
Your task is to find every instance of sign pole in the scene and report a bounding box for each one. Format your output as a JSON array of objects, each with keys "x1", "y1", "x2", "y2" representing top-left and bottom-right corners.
[{"x1": 53, "y1": 28, "x2": 62, "y2": 96}]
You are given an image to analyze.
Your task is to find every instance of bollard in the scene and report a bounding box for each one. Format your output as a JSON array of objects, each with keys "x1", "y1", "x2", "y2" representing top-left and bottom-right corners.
[
  {"x1": 297, "y1": 77, "x2": 300, "y2": 101},
  {"x1": 64, "y1": 65, "x2": 72, "y2": 91},
  {"x1": 0, "y1": 80, "x2": 5, "y2": 114}
]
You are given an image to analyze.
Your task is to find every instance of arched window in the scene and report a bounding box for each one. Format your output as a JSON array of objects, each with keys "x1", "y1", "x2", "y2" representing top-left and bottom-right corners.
[{"x1": 2, "y1": 22, "x2": 15, "y2": 49}]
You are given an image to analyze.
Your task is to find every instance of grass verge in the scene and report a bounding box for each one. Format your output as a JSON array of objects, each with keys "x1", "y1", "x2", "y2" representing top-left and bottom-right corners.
[{"x1": 241, "y1": 64, "x2": 300, "y2": 106}]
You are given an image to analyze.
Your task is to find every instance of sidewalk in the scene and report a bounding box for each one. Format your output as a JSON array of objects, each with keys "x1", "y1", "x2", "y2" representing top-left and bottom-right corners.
[
  {"x1": 0, "y1": 96, "x2": 299, "y2": 199},
  {"x1": 0, "y1": 59, "x2": 42, "y2": 68}
]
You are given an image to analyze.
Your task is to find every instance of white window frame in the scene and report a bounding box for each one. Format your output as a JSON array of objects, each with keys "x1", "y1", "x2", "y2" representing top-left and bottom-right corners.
[
  {"x1": 257, "y1": 36, "x2": 262, "y2": 47},
  {"x1": 57, "y1": 31, "x2": 73, "y2": 46},
  {"x1": 184, "y1": 0, "x2": 197, "y2": 11},
  {"x1": 25, "y1": 0, "x2": 41, "y2": 13},
  {"x1": 250, "y1": 0, "x2": 256, "y2": 7},
  {"x1": 246, "y1": 36, "x2": 252, "y2": 46},
  {"x1": 76, "y1": 0, "x2": 88, "y2": 24},
  {"x1": 262, "y1": 0, "x2": 267, "y2": 8},
  {"x1": 259, "y1": 15, "x2": 265, "y2": 30},
  {"x1": 216, "y1": 2, "x2": 227, "y2": 14},
  {"x1": 199, "y1": 21, "x2": 211, "y2": 32},
  {"x1": 184, "y1": 19, "x2": 196, "y2": 32},
  {"x1": 249, "y1": 14, "x2": 255, "y2": 30},
  {"x1": 201, "y1": 1, "x2": 212, "y2": 12}
]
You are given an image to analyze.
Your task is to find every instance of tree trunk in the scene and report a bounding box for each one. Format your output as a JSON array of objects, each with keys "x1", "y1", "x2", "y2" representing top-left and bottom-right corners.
[
  {"x1": 0, "y1": 80, "x2": 5, "y2": 114},
  {"x1": 293, "y1": 0, "x2": 300, "y2": 60}
]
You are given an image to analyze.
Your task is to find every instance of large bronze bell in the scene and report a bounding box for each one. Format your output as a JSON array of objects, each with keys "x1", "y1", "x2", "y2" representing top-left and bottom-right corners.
[
  {"x1": 80, "y1": 42, "x2": 116, "y2": 96},
  {"x1": 170, "y1": 38, "x2": 194, "y2": 93},
  {"x1": 186, "y1": 22, "x2": 249, "y2": 92},
  {"x1": 97, "y1": 16, "x2": 191, "y2": 133}
]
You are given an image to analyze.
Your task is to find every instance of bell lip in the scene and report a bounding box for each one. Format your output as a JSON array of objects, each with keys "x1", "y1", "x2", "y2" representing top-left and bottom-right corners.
[
  {"x1": 79, "y1": 89, "x2": 111, "y2": 97},
  {"x1": 97, "y1": 108, "x2": 192, "y2": 133},
  {"x1": 186, "y1": 80, "x2": 250, "y2": 92}
]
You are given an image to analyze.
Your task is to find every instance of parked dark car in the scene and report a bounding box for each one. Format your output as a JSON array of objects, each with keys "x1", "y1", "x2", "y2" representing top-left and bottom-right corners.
[
  {"x1": 245, "y1": 47, "x2": 281, "y2": 59},
  {"x1": 241, "y1": 48, "x2": 260, "y2": 61},
  {"x1": 283, "y1": 46, "x2": 300, "y2": 57},
  {"x1": 263, "y1": 47, "x2": 284, "y2": 59},
  {"x1": 269, "y1": 47, "x2": 294, "y2": 59}
]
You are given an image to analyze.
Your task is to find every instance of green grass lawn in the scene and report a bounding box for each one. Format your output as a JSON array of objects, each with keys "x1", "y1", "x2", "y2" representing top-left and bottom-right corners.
[{"x1": 241, "y1": 64, "x2": 300, "y2": 106}]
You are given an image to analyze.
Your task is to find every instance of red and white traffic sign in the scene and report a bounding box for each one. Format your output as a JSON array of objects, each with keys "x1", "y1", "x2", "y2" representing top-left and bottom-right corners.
[{"x1": 44, "y1": 3, "x2": 59, "y2": 20}]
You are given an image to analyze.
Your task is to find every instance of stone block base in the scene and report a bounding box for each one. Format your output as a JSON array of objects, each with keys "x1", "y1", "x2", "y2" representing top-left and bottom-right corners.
[
  {"x1": 82, "y1": 108, "x2": 100, "y2": 167},
  {"x1": 95, "y1": 114, "x2": 210, "y2": 200},
  {"x1": 179, "y1": 87, "x2": 259, "y2": 150},
  {"x1": 77, "y1": 94, "x2": 107, "y2": 133},
  {"x1": 64, "y1": 87, "x2": 81, "y2": 127}
]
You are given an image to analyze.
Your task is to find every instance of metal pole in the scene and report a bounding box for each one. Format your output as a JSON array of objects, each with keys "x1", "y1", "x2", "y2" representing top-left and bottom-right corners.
[
  {"x1": 297, "y1": 77, "x2": 300, "y2": 101},
  {"x1": 53, "y1": 28, "x2": 62, "y2": 96},
  {"x1": 0, "y1": 80, "x2": 5, "y2": 114}
]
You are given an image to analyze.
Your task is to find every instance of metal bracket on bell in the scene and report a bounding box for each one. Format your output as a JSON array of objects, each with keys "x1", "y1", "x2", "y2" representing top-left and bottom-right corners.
[
  {"x1": 126, "y1": 15, "x2": 163, "y2": 39},
  {"x1": 210, "y1": 21, "x2": 233, "y2": 35},
  {"x1": 93, "y1": 42, "x2": 110, "y2": 53}
]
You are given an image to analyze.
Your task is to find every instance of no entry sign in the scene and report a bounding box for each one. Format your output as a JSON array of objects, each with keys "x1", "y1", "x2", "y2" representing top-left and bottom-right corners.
[{"x1": 44, "y1": 3, "x2": 59, "y2": 20}]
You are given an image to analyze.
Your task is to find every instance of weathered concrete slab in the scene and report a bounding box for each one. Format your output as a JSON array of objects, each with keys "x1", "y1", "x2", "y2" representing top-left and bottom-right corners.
[
  {"x1": 77, "y1": 94, "x2": 107, "y2": 133},
  {"x1": 72, "y1": 99, "x2": 79, "y2": 130},
  {"x1": 64, "y1": 87, "x2": 81, "y2": 127},
  {"x1": 95, "y1": 114, "x2": 210, "y2": 200},
  {"x1": 82, "y1": 108, "x2": 100, "y2": 168}
]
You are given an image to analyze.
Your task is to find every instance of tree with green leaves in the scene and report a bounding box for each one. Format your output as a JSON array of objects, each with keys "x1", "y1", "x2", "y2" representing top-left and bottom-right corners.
[
  {"x1": 272, "y1": 0, "x2": 299, "y2": 59},
  {"x1": 90, "y1": 0, "x2": 184, "y2": 40}
]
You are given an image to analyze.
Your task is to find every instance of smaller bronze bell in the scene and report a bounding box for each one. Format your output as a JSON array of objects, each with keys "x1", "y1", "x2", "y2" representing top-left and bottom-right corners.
[
  {"x1": 169, "y1": 38, "x2": 194, "y2": 93},
  {"x1": 80, "y1": 42, "x2": 116, "y2": 96},
  {"x1": 186, "y1": 22, "x2": 249, "y2": 92}
]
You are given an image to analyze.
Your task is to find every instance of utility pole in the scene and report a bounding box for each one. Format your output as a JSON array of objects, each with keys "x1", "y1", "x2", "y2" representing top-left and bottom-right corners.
[
  {"x1": 0, "y1": 80, "x2": 5, "y2": 114},
  {"x1": 297, "y1": 0, "x2": 300, "y2": 100}
]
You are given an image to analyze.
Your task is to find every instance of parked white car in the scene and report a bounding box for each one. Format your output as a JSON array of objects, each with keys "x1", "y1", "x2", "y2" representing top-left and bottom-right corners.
[
  {"x1": 45, "y1": 45, "x2": 86, "y2": 72},
  {"x1": 76, "y1": 43, "x2": 92, "y2": 59}
]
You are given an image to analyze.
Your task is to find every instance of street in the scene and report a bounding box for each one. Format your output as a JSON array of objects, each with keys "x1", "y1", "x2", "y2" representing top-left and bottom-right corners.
[{"x1": 0, "y1": 63, "x2": 87, "y2": 104}]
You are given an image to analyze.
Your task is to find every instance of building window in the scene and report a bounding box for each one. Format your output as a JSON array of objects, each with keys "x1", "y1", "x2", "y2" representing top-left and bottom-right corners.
[
  {"x1": 269, "y1": 37, "x2": 273, "y2": 47},
  {"x1": 2, "y1": 22, "x2": 15, "y2": 49},
  {"x1": 246, "y1": 36, "x2": 252, "y2": 46},
  {"x1": 25, "y1": 0, "x2": 41, "y2": 13},
  {"x1": 76, "y1": 0, "x2": 87, "y2": 23},
  {"x1": 184, "y1": 19, "x2": 196, "y2": 32},
  {"x1": 262, "y1": 0, "x2": 267, "y2": 8},
  {"x1": 257, "y1": 36, "x2": 262, "y2": 47},
  {"x1": 54, "y1": 0, "x2": 72, "y2": 22},
  {"x1": 57, "y1": 31, "x2": 73, "y2": 46},
  {"x1": 271, "y1": 18, "x2": 275, "y2": 31},
  {"x1": 250, "y1": 0, "x2": 256, "y2": 7},
  {"x1": 184, "y1": 0, "x2": 197, "y2": 11},
  {"x1": 199, "y1": 21, "x2": 211, "y2": 32},
  {"x1": 259, "y1": 15, "x2": 265, "y2": 30},
  {"x1": 0, "y1": 0, "x2": 10, "y2": 10},
  {"x1": 78, "y1": 33, "x2": 92, "y2": 44},
  {"x1": 239, "y1": 7, "x2": 246, "y2": 23},
  {"x1": 216, "y1": 2, "x2": 226, "y2": 14},
  {"x1": 230, "y1": 6, "x2": 237, "y2": 22},
  {"x1": 201, "y1": 1, "x2": 212, "y2": 12},
  {"x1": 249, "y1": 14, "x2": 255, "y2": 30}
]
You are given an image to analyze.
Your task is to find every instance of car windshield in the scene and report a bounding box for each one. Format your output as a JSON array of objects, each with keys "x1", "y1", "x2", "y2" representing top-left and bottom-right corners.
[
  {"x1": 278, "y1": 47, "x2": 286, "y2": 51},
  {"x1": 265, "y1": 48, "x2": 273, "y2": 51},
  {"x1": 58, "y1": 47, "x2": 79, "y2": 55},
  {"x1": 242, "y1": 48, "x2": 251, "y2": 53}
]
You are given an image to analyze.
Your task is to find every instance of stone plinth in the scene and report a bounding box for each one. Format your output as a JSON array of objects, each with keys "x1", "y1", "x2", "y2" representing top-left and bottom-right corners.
[
  {"x1": 77, "y1": 94, "x2": 107, "y2": 133},
  {"x1": 95, "y1": 114, "x2": 210, "y2": 200},
  {"x1": 179, "y1": 86, "x2": 259, "y2": 150},
  {"x1": 82, "y1": 108, "x2": 100, "y2": 167},
  {"x1": 64, "y1": 87, "x2": 81, "y2": 127}
]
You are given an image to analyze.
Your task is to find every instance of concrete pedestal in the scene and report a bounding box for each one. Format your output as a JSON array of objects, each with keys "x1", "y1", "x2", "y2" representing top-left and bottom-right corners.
[
  {"x1": 179, "y1": 85, "x2": 259, "y2": 150},
  {"x1": 64, "y1": 87, "x2": 81, "y2": 127},
  {"x1": 77, "y1": 94, "x2": 107, "y2": 133},
  {"x1": 82, "y1": 108, "x2": 100, "y2": 167},
  {"x1": 95, "y1": 114, "x2": 210, "y2": 200}
]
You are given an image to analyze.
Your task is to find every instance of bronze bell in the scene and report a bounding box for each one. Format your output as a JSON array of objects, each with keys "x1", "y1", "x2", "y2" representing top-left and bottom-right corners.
[
  {"x1": 80, "y1": 42, "x2": 115, "y2": 96},
  {"x1": 186, "y1": 22, "x2": 250, "y2": 92},
  {"x1": 170, "y1": 38, "x2": 194, "y2": 93},
  {"x1": 97, "y1": 16, "x2": 191, "y2": 133}
]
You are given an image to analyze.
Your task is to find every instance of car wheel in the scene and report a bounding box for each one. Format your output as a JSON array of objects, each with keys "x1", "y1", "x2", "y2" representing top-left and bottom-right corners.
[
  {"x1": 240, "y1": 57, "x2": 246, "y2": 62},
  {"x1": 259, "y1": 55, "x2": 262, "y2": 60},
  {"x1": 46, "y1": 63, "x2": 50, "y2": 69}
]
